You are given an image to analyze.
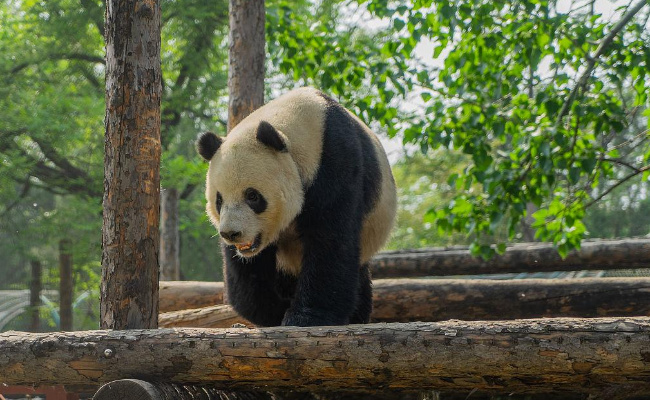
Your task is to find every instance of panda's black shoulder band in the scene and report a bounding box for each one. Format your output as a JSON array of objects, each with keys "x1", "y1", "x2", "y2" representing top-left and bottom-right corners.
[
  {"x1": 197, "y1": 132, "x2": 222, "y2": 161},
  {"x1": 256, "y1": 121, "x2": 288, "y2": 152}
]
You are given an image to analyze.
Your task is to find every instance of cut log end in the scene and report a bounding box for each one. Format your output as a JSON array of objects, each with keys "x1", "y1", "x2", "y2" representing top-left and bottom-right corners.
[
  {"x1": 93, "y1": 379, "x2": 274, "y2": 400},
  {"x1": 94, "y1": 379, "x2": 159, "y2": 400}
]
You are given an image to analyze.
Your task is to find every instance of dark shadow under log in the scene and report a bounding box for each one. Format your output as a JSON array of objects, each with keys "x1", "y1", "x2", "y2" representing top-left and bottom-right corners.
[{"x1": 93, "y1": 379, "x2": 272, "y2": 400}]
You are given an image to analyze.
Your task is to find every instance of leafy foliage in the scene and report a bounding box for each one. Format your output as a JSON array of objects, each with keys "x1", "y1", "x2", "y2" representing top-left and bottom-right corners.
[
  {"x1": 372, "y1": 0, "x2": 650, "y2": 257},
  {"x1": 2, "y1": 0, "x2": 649, "y2": 335},
  {"x1": 387, "y1": 150, "x2": 471, "y2": 249},
  {"x1": 273, "y1": 0, "x2": 650, "y2": 257},
  {"x1": 0, "y1": 0, "x2": 230, "y2": 297}
]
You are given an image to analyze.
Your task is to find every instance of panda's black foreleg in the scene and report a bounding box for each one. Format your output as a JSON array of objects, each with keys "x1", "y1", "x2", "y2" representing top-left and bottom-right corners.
[
  {"x1": 349, "y1": 263, "x2": 372, "y2": 324},
  {"x1": 222, "y1": 243, "x2": 291, "y2": 327},
  {"x1": 282, "y1": 214, "x2": 363, "y2": 327}
]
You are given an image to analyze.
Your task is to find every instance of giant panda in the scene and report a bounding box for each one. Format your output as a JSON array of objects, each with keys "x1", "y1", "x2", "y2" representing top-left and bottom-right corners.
[{"x1": 197, "y1": 87, "x2": 396, "y2": 327}]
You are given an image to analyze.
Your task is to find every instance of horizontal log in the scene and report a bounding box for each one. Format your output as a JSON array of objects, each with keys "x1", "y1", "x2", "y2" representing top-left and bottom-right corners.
[
  {"x1": 158, "y1": 278, "x2": 650, "y2": 326},
  {"x1": 370, "y1": 238, "x2": 650, "y2": 278},
  {"x1": 2, "y1": 318, "x2": 650, "y2": 396},
  {"x1": 372, "y1": 277, "x2": 650, "y2": 322},
  {"x1": 159, "y1": 281, "x2": 224, "y2": 313},
  {"x1": 159, "y1": 304, "x2": 244, "y2": 328}
]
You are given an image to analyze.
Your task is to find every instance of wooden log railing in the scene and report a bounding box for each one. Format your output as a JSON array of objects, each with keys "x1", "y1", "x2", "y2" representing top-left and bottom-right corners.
[
  {"x1": 2, "y1": 318, "x2": 650, "y2": 397},
  {"x1": 370, "y1": 238, "x2": 650, "y2": 278},
  {"x1": 160, "y1": 281, "x2": 225, "y2": 314},
  {"x1": 159, "y1": 277, "x2": 650, "y2": 327}
]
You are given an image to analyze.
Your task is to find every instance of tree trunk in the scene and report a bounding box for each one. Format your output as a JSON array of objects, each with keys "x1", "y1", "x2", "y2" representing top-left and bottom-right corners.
[
  {"x1": 29, "y1": 260, "x2": 42, "y2": 332},
  {"x1": 227, "y1": 0, "x2": 265, "y2": 132},
  {"x1": 371, "y1": 238, "x2": 650, "y2": 278},
  {"x1": 159, "y1": 188, "x2": 180, "y2": 281},
  {"x1": 101, "y1": 0, "x2": 162, "y2": 330},
  {"x1": 158, "y1": 277, "x2": 650, "y2": 327},
  {"x1": 2, "y1": 318, "x2": 650, "y2": 396},
  {"x1": 59, "y1": 239, "x2": 73, "y2": 331},
  {"x1": 222, "y1": 0, "x2": 265, "y2": 304}
]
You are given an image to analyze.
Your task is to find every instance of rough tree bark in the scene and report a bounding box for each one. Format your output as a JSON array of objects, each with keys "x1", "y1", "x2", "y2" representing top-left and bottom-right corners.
[
  {"x1": 158, "y1": 278, "x2": 650, "y2": 327},
  {"x1": 159, "y1": 304, "x2": 241, "y2": 328},
  {"x1": 159, "y1": 188, "x2": 180, "y2": 281},
  {"x1": 101, "y1": 0, "x2": 162, "y2": 329},
  {"x1": 220, "y1": 0, "x2": 265, "y2": 305},
  {"x1": 371, "y1": 238, "x2": 650, "y2": 278},
  {"x1": 227, "y1": 0, "x2": 265, "y2": 131},
  {"x1": 59, "y1": 239, "x2": 73, "y2": 331},
  {"x1": 2, "y1": 318, "x2": 650, "y2": 397}
]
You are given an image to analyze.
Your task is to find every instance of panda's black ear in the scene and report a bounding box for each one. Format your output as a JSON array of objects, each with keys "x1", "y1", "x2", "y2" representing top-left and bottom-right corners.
[
  {"x1": 256, "y1": 121, "x2": 287, "y2": 152},
  {"x1": 196, "y1": 132, "x2": 222, "y2": 161}
]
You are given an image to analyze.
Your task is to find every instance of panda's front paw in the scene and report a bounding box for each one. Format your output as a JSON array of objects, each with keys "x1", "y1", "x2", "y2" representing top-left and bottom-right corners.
[{"x1": 281, "y1": 308, "x2": 346, "y2": 327}]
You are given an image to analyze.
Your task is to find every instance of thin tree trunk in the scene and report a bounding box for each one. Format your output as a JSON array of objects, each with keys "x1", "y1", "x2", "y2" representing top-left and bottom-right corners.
[
  {"x1": 59, "y1": 240, "x2": 73, "y2": 331},
  {"x1": 101, "y1": 0, "x2": 162, "y2": 330},
  {"x1": 227, "y1": 0, "x2": 265, "y2": 132},
  {"x1": 29, "y1": 260, "x2": 42, "y2": 332},
  {"x1": 222, "y1": 0, "x2": 265, "y2": 304},
  {"x1": 159, "y1": 188, "x2": 180, "y2": 281}
]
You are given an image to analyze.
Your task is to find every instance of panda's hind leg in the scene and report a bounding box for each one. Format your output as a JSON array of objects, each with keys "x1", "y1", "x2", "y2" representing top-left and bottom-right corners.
[
  {"x1": 223, "y1": 243, "x2": 290, "y2": 327},
  {"x1": 349, "y1": 263, "x2": 372, "y2": 324}
]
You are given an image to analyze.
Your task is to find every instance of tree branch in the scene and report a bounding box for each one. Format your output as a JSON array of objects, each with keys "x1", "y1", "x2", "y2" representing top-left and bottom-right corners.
[
  {"x1": 586, "y1": 165, "x2": 650, "y2": 208},
  {"x1": 80, "y1": 0, "x2": 105, "y2": 37},
  {"x1": 2, "y1": 133, "x2": 102, "y2": 198},
  {"x1": 9, "y1": 53, "x2": 104, "y2": 74},
  {"x1": 555, "y1": 0, "x2": 649, "y2": 128},
  {"x1": 0, "y1": 178, "x2": 31, "y2": 219},
  {"x1": 31, "y1": 137, "x2": 94, "y2": 183},
  {"x1": 601, "y1": 157, "x2": 643, "y2": 172}
]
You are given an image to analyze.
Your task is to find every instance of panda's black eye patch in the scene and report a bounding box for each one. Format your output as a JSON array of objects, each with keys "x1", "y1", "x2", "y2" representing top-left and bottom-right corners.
[
  {"x1": 216, "y1": 192, "x2": 223, "y2": 214},
  {"x1": 244, "y1": 188, "x2": 267, "y2": 214}
]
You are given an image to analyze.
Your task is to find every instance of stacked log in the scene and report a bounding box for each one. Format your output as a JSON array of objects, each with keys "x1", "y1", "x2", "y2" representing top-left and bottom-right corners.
[
  {"x1": 159, "y1": 277, "x2": 650, "y2": 327},
  {"x1": 2, "y1": 318, "x2": 650, "y2": 397}
]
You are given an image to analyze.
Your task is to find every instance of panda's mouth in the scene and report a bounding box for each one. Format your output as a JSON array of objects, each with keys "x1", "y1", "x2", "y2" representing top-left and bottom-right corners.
[{"x1": 234, "y1": 233, "x2": 262, "y2": 256}]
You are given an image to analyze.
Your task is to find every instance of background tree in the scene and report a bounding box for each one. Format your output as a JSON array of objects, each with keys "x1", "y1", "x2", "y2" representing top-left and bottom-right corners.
[{"x1": 101, "y1": 0, "x2": 162, "y2": 329}]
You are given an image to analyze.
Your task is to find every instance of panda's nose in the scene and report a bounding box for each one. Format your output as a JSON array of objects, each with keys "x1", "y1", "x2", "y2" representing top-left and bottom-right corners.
[{"x1": 220, "y1": 230, "x2": 242, "y2": 242}]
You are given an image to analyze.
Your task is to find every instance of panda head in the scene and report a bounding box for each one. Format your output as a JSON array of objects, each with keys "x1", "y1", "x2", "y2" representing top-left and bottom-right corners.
[{"x1": 197, "y1": 121, "x2": 304, "y2": 258}]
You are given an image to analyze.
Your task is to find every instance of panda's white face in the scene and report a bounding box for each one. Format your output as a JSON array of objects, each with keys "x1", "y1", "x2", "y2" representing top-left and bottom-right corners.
[{"x1": 205, "y1": 134, "x2": 304, "y2": 258}]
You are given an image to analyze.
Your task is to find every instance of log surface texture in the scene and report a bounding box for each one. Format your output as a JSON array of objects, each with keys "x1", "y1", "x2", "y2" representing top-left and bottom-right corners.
[
  {"x1": 158, "y1": 277, "x2": 650, "y2": 327},
  {"x1": 371, "y1": 238, "x2": 650, "y2": 277},
  {"x1": 2, "y1": 318, "x2": 650, "y2": 395},
  {"x1": 160, "y1": 281, "x2": 225, "y2": 313}
]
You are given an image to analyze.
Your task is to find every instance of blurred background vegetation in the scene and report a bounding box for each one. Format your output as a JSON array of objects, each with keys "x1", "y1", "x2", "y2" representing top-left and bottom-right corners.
[{"x1": 0, "y1": 0, "x2": 648, "y2": 331}]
